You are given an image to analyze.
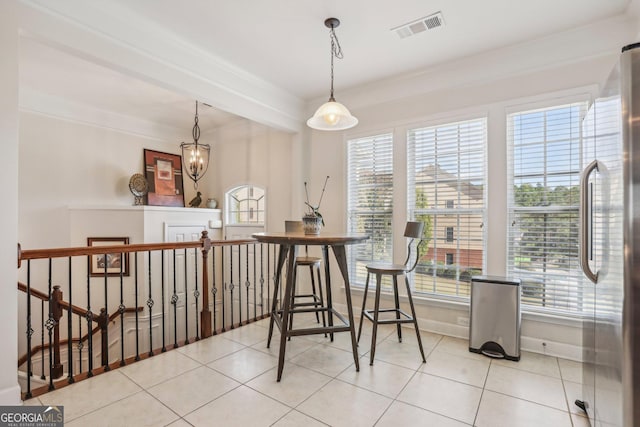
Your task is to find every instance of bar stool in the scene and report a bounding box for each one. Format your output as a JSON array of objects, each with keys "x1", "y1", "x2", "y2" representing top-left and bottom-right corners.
[
  {"x1": 284, "y1": 221, "x2": 326, "y2": 330},
  {"x1": 357, "y1": 221, "x2": 426, "y2": 365}
]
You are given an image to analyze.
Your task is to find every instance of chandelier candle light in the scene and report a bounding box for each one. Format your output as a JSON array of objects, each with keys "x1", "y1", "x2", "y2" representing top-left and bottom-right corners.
[
  {"x1": 180, "y1": 101, "x2": 211, "y2": 190},
  {"x1": 307, "y1": 18, "x2": 358, "y2": 131}
]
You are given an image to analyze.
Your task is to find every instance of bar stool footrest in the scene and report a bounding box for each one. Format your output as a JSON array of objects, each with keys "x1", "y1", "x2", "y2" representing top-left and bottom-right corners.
[{"x1": 362, "y1": 308, "x2": 415, "y2": 324}]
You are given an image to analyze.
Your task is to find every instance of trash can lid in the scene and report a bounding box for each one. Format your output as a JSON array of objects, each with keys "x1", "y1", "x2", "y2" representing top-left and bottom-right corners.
[{"x1": 471, "y1": 275, "x2": 521, "y2": 285}]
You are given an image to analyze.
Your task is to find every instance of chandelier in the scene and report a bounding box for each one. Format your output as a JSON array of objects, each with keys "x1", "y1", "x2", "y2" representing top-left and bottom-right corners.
[{"x1": 180, "y1": 101, "x2": 211, "y2": 189}]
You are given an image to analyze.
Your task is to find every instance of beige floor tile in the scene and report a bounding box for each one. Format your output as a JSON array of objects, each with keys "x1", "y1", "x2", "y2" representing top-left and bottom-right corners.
[
  {"x1": 208, "y1": 347, "x2": 278, "y2": 383},
  {"x1": 492, "y1": 350, "x2": 560, "y2": 378},
  {"x1": 558, "y1": 358, "x2": 583, "y2": 383},
  {"x1": 166, "y1": 419, "x2": 193, "y2": 427},
  {"x1": 563, "y1": 380, "x2": 587, "y2": 416},
  {"x1": 247, "y1": 364, "x2": 331, "y2": 406},
  {"x1": 337, "y1": 356, "x2": 416, "y2": 398},
  {"x1": 420, "y1": 349, "x2": 490, "y2": 387},
  {"x1": 38, "y1": 370, "x2": 142, "y2": 421},
  {"x1": 290, "y1": 344, "x2": 357, "y2": 377},
  {"x1": 65, "y1": 391, "x2": 179, "y2": 427},
  {"x1": 184, "y1": 385, "x2": 289, "y2": 427},
  {"x1": 376, "y1": 401, "x2": 470, "y2": 427},
  {"x1": 397, "y1": 372, "x2": 482, "y2": 424},
  {"x1": 119, "y1": 349, "x2": 202, "y2": 388},
  {"x1": 222, "y1": 322, "x2": 272, "y2": 346},
  {"x1": 475, "y1": 390, "x2": 572, "y2": 427},
  {"x1": 22, "y1": 397, "x2": 42, "y2": 406},
  {"x1": 571, "y1": 412, "x2": 591, "y2": 427},
  {"x1": 297, "y1": 379, "x2": 392, "y2": 427},
  {"x1": 433, "y1": 336, "x2": 488, "y2": 361},
  {"x1": 366, "y1": 337, "x2": 426, "y2": 370},
  {"x1": 147, "y1": 366, "x2": 240, "y2": 416},
  {"x1": 176, "y1": 334, "x2": 246, "y2": 364},
  {"x1": 485, "y1": 364, "x2": 567, "y2": 410},
  {"x1": 252, "y1": 336, "x2": 319, "y2": 360},
  {"x1": 272, "y1": 410, "x2": 327, "y2": 427}
]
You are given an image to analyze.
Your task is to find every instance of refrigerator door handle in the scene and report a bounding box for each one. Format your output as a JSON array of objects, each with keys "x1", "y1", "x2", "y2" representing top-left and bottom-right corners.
[{"x1": 579, "y1": 159, "x2": 599, "y2": 284}]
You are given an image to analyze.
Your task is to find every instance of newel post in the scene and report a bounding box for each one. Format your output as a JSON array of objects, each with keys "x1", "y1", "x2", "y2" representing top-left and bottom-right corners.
[
  {"x1": 200, "y1": 230, "x2": 213, "y2": 338},
  {"x1": 50, "y1": 286, "x2": 63, "y2": 379}
]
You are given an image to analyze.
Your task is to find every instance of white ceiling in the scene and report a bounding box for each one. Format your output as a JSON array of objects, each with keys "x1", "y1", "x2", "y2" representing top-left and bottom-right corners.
[{"x1": 18, "y1": 0, "x2": 634, "y2": 130}]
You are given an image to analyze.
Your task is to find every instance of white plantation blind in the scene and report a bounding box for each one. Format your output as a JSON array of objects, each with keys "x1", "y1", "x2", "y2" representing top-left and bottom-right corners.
[
  {"x1": 347, "y1": 133, "x2": 393, "y2": 286},
  {"x1": 407, "y1": 118, "x2": 486, "y2": 299},
  {"x1": 507, "y1": 101, "x2": 588, "y2": 315}
]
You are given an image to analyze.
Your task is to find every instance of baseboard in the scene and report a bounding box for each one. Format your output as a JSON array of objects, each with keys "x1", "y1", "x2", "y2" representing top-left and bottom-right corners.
[
  {"x1": 333, "y1": 302, "x2": 584, "y2": 362},
  {"x1": 0, "y1": 383, "x2": 23, "y2": 405}
]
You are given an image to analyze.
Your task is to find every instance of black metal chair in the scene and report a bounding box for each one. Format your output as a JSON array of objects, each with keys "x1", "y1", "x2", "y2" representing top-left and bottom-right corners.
[
  {"x1": 284, "y1": 221, "x2": 326, "y2": 331},
  {"x1": 357, "y1": 221, "x2": 426, "y2": 365}
]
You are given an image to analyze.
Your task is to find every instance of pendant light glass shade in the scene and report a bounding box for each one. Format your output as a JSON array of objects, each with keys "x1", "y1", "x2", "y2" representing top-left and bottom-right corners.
[
  {"x1": 307, "y1": 17, "x2": 358, "y2": 131},
  {"x1": 307, "y1": 99, "x2": 358, "y2": 131}
]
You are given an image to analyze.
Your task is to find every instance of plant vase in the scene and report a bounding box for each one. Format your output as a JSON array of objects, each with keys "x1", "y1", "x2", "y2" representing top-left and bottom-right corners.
[{"x1": 302, "y1": 215, "x2": 322, "y2": 235}]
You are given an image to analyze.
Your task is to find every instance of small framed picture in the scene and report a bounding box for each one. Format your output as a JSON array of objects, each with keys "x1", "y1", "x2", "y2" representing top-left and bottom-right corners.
[
  {"x1": 143, "y1": 149, "x2": 185, "y2": 207},
  {"x1": 88, "y1": 237, "x2": 130, "y2": 277}
]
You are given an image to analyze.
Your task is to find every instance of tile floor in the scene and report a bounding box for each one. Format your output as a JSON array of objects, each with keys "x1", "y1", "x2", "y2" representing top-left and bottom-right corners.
[{"x1": 25, "y1": 315, "x2": 590, "y2": 426}]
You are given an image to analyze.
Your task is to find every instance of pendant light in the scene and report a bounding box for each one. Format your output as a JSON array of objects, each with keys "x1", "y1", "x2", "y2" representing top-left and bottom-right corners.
[
  {"x1": 180, "y1": 101, "x2": 211, "y2": 189},
  {"x1": 307, "y1": 18, "x2": 358, "y2": 131}
]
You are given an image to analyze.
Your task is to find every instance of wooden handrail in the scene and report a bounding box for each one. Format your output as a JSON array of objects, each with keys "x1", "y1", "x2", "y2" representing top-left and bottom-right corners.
[
  {"x1": 18, "y1": 238, "x2": 257, "y2": 262},
  {"x1": 17, "y1": 282, "x2": 49, "y2": 303}
]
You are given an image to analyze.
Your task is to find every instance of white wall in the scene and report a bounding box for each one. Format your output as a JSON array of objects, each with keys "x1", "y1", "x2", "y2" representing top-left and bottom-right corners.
[
  {"x1": 0, "y1": 1, "x2": 22, "y2": 405},
  {"x1": 18, "y1": 112, "x2": 200, "y2": 250},
  {"x1": 212, "y1": 120, "x2": 294, "y2": 233},
  {"x1": 307, "y1": 53, "x2": 623, "y2": 360}
]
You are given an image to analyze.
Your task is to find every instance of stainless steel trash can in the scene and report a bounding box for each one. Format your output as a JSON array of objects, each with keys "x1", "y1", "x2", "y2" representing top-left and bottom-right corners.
[{"x1": 469, "y1": 275, "x2": 521, "y2": 361}]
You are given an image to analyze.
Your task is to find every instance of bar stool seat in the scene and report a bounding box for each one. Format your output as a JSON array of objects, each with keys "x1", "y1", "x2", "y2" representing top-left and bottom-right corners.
[{"x1": 357, "y1": 221, "x2": 426, "y2": 366}]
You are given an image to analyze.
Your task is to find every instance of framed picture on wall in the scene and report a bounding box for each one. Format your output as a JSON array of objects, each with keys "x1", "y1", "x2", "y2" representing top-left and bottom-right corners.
[
  {"x1": 143, "y1": 149, "x2": 185, "y2": 207},
  {"x1": 88, "y1": 237, "x2": 130, "y2": 277}
]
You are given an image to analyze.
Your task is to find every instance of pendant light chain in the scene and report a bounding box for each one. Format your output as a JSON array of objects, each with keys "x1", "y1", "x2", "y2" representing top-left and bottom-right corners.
[{"x1": 329, "y1": 26, "x2": 343, "y2": 102}]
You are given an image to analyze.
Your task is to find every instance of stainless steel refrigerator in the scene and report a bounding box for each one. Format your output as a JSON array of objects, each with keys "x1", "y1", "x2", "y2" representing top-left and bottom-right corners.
[{"x1": 577, "y1": 42, "x2": 640, "y2": 426}]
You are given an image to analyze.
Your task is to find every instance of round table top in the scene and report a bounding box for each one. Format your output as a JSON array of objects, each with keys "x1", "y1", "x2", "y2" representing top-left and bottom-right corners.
[{"x1": 252, "y1": 231, "x2": 369, "y2": 246}]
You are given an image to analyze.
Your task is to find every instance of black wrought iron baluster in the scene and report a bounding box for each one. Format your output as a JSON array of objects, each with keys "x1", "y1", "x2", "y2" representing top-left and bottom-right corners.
[
  {"x1": 267, "y1": 244, "x2": 271, "y2": 315},
  {"x1": 212, "y1": 246, "x2": 218, "y2": 335},
  {"x1": 184, "y1": 247, "x2": 189, "y2": 345},
  {"x1": 77, "y1": 316, "x2": 83, "y2": 374},
  {"x1": 103, "y1": 253, "x2": 110, "y2": 371},
  {"x1": 260, "y1": 244, "x2": 264, "y2": 318},
  {"x1": 253, "y1": 243, "x2": 257, "y2": 320},
  {"x1": 221, "y1": 245, "x2": 225, "y2": 332},
  {"x1": 147, "y1": 250, "x2": 154, "y2": 357},
  {"x1": 194, "y1": 247, "x2": 200, "y2": 341},
  {"x1": 134, "y1": 252, "x2": 140, "y2": 361},
  {"x1": 25, "y1": 261, "x2": 33, "y2": 399},
  {"x1": 171, "y1": 249, "x2": 178, "y2": 349},
  {"x1": 67, "y1": 257, "x2": 74, "y2": 383},
  {"x1": 245, "y1": 244, "x2": 250, "y2": 324},
  {"x1": 237, "y1": 244, "x2": 242, "y2": 326},
  {"x1": 229, "y1": 246, "x2": 234, "y2": 329},
  {"x1": 118, "y1": 251, "x2": 125, "y2": 367},
  {"x1": 46, "y1": 259, "x2": 55, "y2": 390},
  {"x1": 40, "y1": 300, "x2": 45, "y2": 381},
  {"x1": 161, "y1": 250, "x2": 166, "y2": 352},
  {"x1": 86, "y1": 256, "x2": 94, "y2": 377}
]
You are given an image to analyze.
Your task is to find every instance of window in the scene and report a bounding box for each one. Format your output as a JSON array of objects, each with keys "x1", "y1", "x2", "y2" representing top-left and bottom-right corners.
[
  {"x1": 445, "y1": 227, "x2": 454, "y2": 242},
  {"x1": 347, "y1": 133, "x2": 393, "y2": 286},
  {"x1": 408, "y1": 117, "x2": 486, "y2": 298},
  {"x1": 445, "y1": 253, "x2": 454, "y2": 265},
  {"x1": 507, "y1": 101, "x2": 587, "y2": 314},
  {"x1": 225, "y1": 185, "x2": 265, "y2": 225}
]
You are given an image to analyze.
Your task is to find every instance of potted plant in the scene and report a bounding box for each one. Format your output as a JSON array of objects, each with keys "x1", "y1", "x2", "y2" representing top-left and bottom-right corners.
[{"x1": 303, "y1": 176, "x2": 329, "y2": 235}]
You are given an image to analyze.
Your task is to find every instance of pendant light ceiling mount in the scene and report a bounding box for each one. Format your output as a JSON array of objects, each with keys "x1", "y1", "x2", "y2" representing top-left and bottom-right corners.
[{"x1": 307, "y1": 17, "x2": 358, "y2": 131}]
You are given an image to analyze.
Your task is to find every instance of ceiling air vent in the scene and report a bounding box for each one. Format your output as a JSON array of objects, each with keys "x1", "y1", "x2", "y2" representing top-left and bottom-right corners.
[{"x1": 392, "y1": 12, "x2": 445, "y2": 39}]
